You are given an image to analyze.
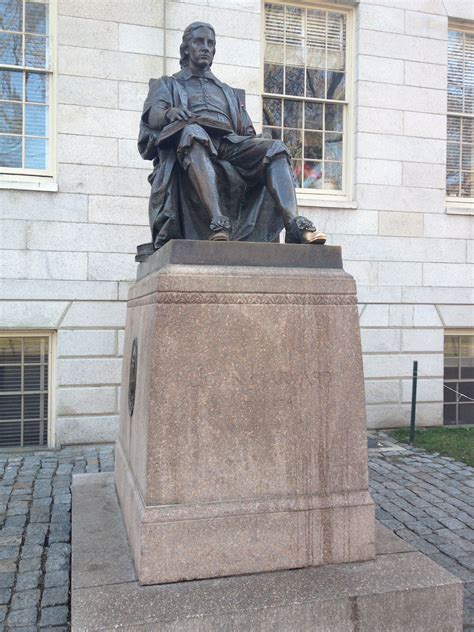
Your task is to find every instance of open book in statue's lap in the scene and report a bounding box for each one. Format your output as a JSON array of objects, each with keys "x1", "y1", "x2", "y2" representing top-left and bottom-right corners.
[{"x1": 137, "y1": 22, "x2": 326, "y2": 253}]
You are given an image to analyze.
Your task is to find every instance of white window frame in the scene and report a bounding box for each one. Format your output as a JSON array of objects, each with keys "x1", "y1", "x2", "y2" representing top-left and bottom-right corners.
[
  {"x1": 0, "y1": 0, "x2": 57, "y2": 191},
  {"x1": 261, "y1": 0, "x2": 355, "y2": 207},
  {"x1": 0, "y1": 330, "x2": 56, "y2": 448},
  {"x1": 446, "y1": 21, "x2": 474, "y2": 214}
]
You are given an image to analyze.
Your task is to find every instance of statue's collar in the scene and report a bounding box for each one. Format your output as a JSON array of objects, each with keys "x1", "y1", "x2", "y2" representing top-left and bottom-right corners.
[{"x1": 179, "y1": 67, "x2": 222, "y2": 85}]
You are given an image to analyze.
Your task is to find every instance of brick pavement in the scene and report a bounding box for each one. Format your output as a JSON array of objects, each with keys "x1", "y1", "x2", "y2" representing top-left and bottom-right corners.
[{"x1": 0, "y1": 439, "x2": 472, "y2": 630}]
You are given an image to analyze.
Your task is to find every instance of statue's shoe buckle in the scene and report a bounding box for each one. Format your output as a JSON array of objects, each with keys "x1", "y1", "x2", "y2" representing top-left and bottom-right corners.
[{"x1": 302, "y1": 230, "x2": 326, "y2": 245}]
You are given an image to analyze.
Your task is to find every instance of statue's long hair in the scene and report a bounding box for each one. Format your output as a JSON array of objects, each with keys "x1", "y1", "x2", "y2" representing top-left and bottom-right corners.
[{"x1": 179, "y1": 22, "x2": 216, "y2": 67}]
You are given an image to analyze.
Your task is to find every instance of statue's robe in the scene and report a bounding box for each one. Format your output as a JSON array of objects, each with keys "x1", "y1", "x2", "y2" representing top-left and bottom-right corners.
[{"x1": 138, "y1": 69, "x2": 285, "y2": 250}]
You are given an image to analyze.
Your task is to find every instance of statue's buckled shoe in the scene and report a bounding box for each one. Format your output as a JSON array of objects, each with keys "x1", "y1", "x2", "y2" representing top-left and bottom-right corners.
[
  {"x1": 302, "y1": 230, "x2": 327, "y2": 245},
  {"x1": 208, "y1": 230, "x2": 230, "y2": 242},
  {"x1": 285, "y1": 216, "x2": 327, "y2": 245},
  {"x1": 209, "y1": 215, "x2": 231, "y2": 242}
]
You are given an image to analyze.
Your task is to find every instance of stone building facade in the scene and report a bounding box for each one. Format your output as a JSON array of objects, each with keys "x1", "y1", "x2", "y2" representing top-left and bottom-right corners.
[{"x1": 0, "y1": 0, "x2": 472, "y2": 447}]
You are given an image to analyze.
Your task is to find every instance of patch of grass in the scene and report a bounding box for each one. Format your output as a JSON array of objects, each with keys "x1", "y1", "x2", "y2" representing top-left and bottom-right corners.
[{"x1": 389, "y1": 426, "x2": 474, "y2": 467}]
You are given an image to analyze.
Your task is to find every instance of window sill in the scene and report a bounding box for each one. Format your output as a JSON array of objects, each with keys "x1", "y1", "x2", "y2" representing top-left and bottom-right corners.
[
  {"x1": 446, "y1": 203, "x2": 474, "y2": 216},
  {"x1": 296, "y1": 194, "x2": 357, "y2": 209},
  {"x1": 0, "y1": 178, "x2": 58, "y2": 192}
]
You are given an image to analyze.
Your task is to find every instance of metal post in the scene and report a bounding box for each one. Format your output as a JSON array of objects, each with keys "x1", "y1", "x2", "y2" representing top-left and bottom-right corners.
[{"x1": 409, "y1": 360, "x2": 418, "y2": 444}]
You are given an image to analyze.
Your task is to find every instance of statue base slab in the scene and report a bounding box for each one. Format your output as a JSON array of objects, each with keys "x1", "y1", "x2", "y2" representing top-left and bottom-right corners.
[
  {"x1": 116, "y1": 240, "x2": 375, "y2": 584},
  {"x1": 71, "y1": 473, "x2": 463, "y2": 631}
]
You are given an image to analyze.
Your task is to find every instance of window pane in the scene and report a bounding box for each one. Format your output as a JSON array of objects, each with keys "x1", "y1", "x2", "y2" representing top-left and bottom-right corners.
[
  {"x1": 302, "y1": 160, "x2": 322, "y2": 188},
  {"x1": 458, "y1": 403, "x2": 474, "y2": 423},
  {"x1": 0, "y1": 134, "x2": 21, "y2": 167},
  {"x1": 25, "y1": 103, "x2": 47, "y2": 135},
  {"x1": 263, "y1": 98, "x2": 282, "y2": 127},
  {"x1": 327, "y1": 71, "x2": 345, "y2": 100},
  {"x1": 285, "y1": 66, "x2": 304, "y2": 96},
  {"x1": 25, "y1": 34, "x2": 48, "y2": 68},
  {"x1": 265, "y1": 2, "x2": 284, "y2": 62},
  {"x1": 304, "y1": 131, "x2": 322, "y2": 159},
  {"x1": 462, "y1": 172, "x2": 474, "y2": 197},
  {"x1": 465, "y1": 32, "x2": 474, "y2": 114},
  {"x1": 24, "y1": 393, "x2": 40, "y2": 419},
  {"x1": 283, "y1": 128, "x2": 302, "y2": 159},
  {"x1": 24, "y1": 419, "x2": 43, "y2": 445},
  {"x1": 444, "y1": 382, "x2": 457, "y2": 402},
  {"x1": 327, "y1": 12, "x2": 346, "y2": 71},
  {"x1": 324, "y1": 162, "x2": 342, "y2": 190},
  {"x1": 324, "y1": 161, "x2": 342, "y2": 189},
  {"x1": 444, "y1": 356, "x2": 459, "y2": 379},
  {"x1": 24, "y1": 364, "x2": 44, "y2": 390},
  {"x1": 446, "y1": 170, "x2": 461, "y2": 196},
  {"x1": 462, "y1": 144, "x2": 473, "y2": 170},
  {"x1": 292, "y1": 160, "x2": 302, "y2": 187},
  {"x1": 285, "y1": 41, "x2": 303, "y2": 67},
  {"x1": 304, "y1": 102, "x2": 323, "y2": 130},
  {"x1": 264, "y1": 63, "x2": 283, "y2": 95},
  {"x1": 0, "y1": 337, "x2": 21, "y2": 363},
  {"x1": 0, "y1": 365, "x2": 21, "y2": 390},
  {"x1": 464, "y1": 117, "x2": 474, "y2": 143},
  {"x1": 306, "y1": 68, "x2": 325, "y2": 98},
  {"x1": 458, "y1": 381, "x2": 474, "y2": 400},
  {"x1": 325, "y1": 132, "x2": 343, "y2": 161},
  {"x1": 306, "y1": 10, "x2": 326, "y2": 68},
  {"x1": 0, "y1": 69, "x2": 22, "y2": 100},
  {"x1": 325, "y1": 103, "x2": 343, "y2": 131},
  {"x1": 283, "y1": 100, "x2": 302, "y2": 128},
  {"x1": 443, "y1": 403, "x2": 457, "y2": 424},
  {"x1": 0, "y1": 0, "x2": 22, "y2": 32},
  {"x1": 0, "y1": 102, "x2": 21, "y2": 132},
  {"x1": 461, "y1": 357, "x2": 474, "y2": 380},
  {"x1": 0, "y1": 32, "x2": 22, "y2": 65},
  {"x1": 447, "y1": 116, "x2": 461, "y2": 143},
  {"x1": 24, "y1": 337, "x2": 46, "y2": 363},
  {"x1": 25, "y1": 0, "x2": 48, "y2": 34},
  {"x1": 0, "y1": 394, "x2": 21, "y2": 418},
  {"x1": 25, "y1": 136, "x2": 47, "y2": 168},
  {"x1": 447, "y1": 142, "x2": 461, "y2": 170},
  {"x1": 26, "y1": 72, "x2": 47, "y2": 102},
  {"x1": 448, "y1": 30, "x2": 463, "y2": 113},
  {"x1": 262, "y1": 126, "x2": 281, "y2": 140},
  {"x1": 445, "y1": 336, "x2": 459, "y2": 356}
]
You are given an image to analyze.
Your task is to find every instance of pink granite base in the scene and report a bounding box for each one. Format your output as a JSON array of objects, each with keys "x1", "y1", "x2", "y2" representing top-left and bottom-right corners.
[{"x1": 115, "y1": 241, "x2": 376, "y2": 585}]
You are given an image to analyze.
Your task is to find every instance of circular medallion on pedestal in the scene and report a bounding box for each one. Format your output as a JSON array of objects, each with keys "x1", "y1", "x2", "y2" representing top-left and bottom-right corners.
[{"x1": 128, "y1": 338, "x2": 138, "y2": 416}]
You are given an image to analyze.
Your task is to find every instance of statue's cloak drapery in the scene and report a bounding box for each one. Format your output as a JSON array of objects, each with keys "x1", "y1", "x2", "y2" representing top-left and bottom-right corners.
[{"x1": 138, "y1": 70, "x2": 283, "y2": 250}]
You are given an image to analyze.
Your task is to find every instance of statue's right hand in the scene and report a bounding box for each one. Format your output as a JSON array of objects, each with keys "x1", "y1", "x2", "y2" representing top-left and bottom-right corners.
[{"x1": 166, "y1": 107, "x2": 194, "y2": 122}]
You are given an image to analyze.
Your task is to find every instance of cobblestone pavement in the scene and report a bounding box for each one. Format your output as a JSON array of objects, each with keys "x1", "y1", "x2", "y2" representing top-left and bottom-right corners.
[{"x1": 0, "y1": 440, "x2": 472, "y2": 630}]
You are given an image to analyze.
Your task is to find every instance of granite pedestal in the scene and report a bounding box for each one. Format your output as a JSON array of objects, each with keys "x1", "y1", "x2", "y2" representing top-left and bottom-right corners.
[{"x1": 115, "y1": 241, "x2": 375, "y2": 585}]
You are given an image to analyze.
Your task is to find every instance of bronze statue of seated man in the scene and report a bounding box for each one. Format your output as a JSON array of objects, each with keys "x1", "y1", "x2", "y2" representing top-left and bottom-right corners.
[{"x1": 138, "y1": 21, "x2": 326, "y2": 251}]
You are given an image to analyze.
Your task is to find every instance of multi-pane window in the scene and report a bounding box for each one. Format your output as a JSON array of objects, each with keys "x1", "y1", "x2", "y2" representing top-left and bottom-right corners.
[
  {"x1": 0, "y1": 0, "x2": 52, "y2": 174},
  {"x1": 0, "y1": 336, "x2": 50, "y2": 447},
  {"x1": 444, "y1": 334, "x2": 474, "y2": 425},
  {"x1": 447, "y1": 25, "x2": 474, "y2": 200},
  {"x1": 263, "y1": 2, "x2": 348, "y2": 193}
]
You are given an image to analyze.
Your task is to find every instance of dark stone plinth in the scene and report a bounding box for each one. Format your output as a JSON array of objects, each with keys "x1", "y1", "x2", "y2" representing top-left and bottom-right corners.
[
  {"x1": 71, "y1": 473, "x2": 463, "y2": 632},
  {"x1": 137, "y1": 240, "x2": 343, "y2": 280}
]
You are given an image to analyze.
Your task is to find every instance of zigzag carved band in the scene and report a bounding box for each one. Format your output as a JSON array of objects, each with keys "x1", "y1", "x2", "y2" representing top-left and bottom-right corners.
[{"x1": 128, "y1": 292, "x2": 357, "y2": 307}]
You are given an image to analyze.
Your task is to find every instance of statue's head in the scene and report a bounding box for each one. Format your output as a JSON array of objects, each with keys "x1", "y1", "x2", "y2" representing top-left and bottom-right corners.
[{"x1": 180, "y1": 22, "x2": 216, "y2": 69}]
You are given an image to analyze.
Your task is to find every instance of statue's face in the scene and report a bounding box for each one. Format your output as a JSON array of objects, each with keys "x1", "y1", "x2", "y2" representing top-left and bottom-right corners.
[{"x1": 186, "y1": 26, "x2": 215, "y2": 71}]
